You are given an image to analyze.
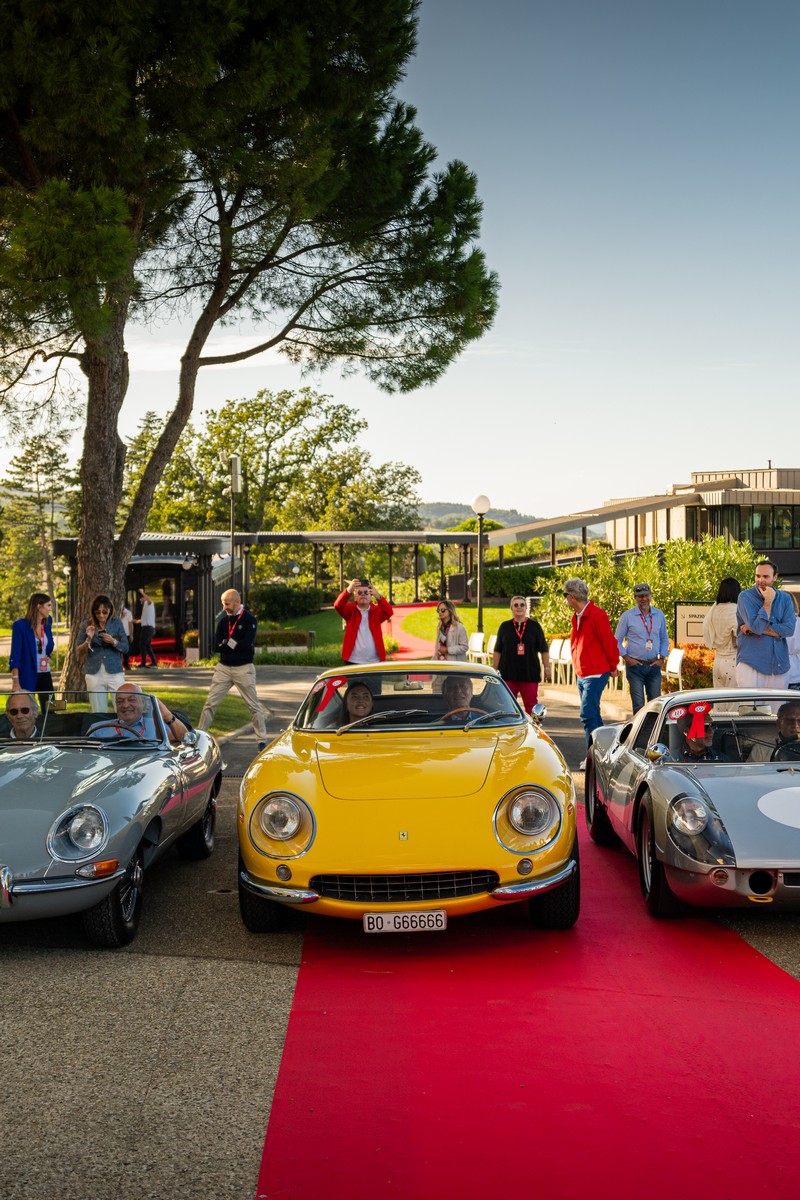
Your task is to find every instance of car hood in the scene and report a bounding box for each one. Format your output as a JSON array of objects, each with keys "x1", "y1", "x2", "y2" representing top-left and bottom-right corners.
[
  {"x1": 0, "y1": 743, "x2": 160, "y2": 869},
  {"x1": 315, "y1": 735, "x2": 499, "y2": 799},
  {"x1": 660, "y1": 764, "x2": 800, "y2": 865}
]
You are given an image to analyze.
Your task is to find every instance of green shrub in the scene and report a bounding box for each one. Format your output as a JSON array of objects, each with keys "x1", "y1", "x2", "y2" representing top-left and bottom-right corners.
[
  {"x1": 483, "y1": 564, "x2": 551, "y2": 598},
  {"x1": 250, "y1": 583, "x2": 324, "y2": 621},
  {"x1": 183, "y1": 628, "x2": 199, "y2": 647},
  {"x1": 255, "y1": 629, "x2": 310, "y2": 647}
]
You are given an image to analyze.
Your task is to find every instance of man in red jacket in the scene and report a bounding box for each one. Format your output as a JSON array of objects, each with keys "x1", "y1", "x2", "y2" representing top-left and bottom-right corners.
[
  {"x1": 564, "y1": 577, "x2": 620, "y2": 765},
  {"x1": 334, "y1": 578, "x2": 394, "y2": 664}
]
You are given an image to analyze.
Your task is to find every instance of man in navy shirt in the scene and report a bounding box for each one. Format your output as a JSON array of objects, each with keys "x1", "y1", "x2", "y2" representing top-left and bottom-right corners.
[
  {"x1": 198, "y1": 589, "x2": 268, "y2": 749},
  {"x1": 615, "y1": 584, "x2": 669, "y2": 714}
]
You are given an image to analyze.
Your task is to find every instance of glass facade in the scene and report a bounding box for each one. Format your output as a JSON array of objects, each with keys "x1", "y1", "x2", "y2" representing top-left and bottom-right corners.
[{"x1": 690, "y1": 504, "x2": 800, "y2": 548}]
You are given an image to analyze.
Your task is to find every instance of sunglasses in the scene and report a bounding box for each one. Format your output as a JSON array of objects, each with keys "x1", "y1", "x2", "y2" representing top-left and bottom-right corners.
[
  {"x1": 511, "y1": 603, "x2": 526, "y2": 608},
  {"x1": 8, "y1": 707, "x2": 31, "y2": 715}
]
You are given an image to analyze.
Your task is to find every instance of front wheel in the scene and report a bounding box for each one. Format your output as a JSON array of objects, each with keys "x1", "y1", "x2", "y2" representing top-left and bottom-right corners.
[
  {"x1": 176, "y1": 793, "x2": 217, "y2": 860},
  {"x1": 637, "y1": 795, "x2": 683, "y2": 918},
  {"x1": 585, "y1": 759, "x2": 618, "y2": 847},
  {"x1": 528, "y1": 838, "x2": 580, "y2": 929},
  {"x1": 82, "y1": 847, "x2": 144, "y2": 947},
  {"x1": 238, "y1": 857, "x2": 287, "y2": 933}
]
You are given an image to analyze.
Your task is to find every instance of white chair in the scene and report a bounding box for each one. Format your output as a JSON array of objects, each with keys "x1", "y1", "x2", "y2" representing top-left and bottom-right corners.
[
  {"x1": 484, "y1": 633, "x2": 497, "y2": 663},
  {"x1": 548, "y1": 639, "x2": 563, "y2": 675},
  {"x1": 556, "y1": 639, "x2": 574, "y2": 685},
  {"x1": 662, "y1": 647, "x2": 685, "y2": 690},
  {"x1": 467, "y1": 632, "x2": 485, "y2": 663}
]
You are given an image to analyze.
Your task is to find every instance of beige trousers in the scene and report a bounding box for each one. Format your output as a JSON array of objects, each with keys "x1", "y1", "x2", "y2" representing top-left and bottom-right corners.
[{"x1": 198, "y1": 661, "x2": 267, "y2": 738}]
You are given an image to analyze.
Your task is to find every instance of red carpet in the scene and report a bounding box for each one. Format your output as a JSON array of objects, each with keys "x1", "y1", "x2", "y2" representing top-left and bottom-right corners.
[{"x1": 256, "y1": 821, "x2": 800, "y2": 1200}]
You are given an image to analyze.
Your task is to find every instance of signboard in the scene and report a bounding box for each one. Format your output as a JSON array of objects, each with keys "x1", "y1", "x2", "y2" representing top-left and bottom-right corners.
[{"x1": 674, "y1": 602, "x2": 712, "y2": 645}]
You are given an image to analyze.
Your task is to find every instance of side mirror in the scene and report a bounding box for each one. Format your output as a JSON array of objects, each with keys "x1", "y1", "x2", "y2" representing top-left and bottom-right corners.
[
  {"x1": 530, "y1": 703, "x2": 547, "y2": 725},
  {"x1": 646, "y1": 742, "x2": 670, "y2": 763}
]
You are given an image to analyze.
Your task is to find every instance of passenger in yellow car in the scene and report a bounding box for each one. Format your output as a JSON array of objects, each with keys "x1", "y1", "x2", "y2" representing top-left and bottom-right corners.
[{"x1": 343, "y1": 683, "x2": 374, "y2": 723}]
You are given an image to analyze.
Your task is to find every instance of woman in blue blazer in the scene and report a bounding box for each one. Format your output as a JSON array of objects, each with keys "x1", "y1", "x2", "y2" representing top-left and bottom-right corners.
[{"x1": 10, "y1": 592, "x2": 55, "y2": 708}]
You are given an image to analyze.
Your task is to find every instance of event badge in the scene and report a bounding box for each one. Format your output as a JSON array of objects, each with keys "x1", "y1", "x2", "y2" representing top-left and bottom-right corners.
[
  {"x1": 39, "y1": 655, "x2": 50, "y2": 672},
  {"x1": 645, "y1": 639, "x2": 653, "y2": 652},
  {"x1": 227, "y1": 638, "x2": 238, "y2": 649},
  {"x1": 517, "y1": 643, "x2": 525, "y2": 655}
]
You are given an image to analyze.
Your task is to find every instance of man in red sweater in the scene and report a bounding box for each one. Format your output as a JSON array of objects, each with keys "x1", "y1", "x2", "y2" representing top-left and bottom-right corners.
[
  {"x1": 564, "y1": 577, "x2": 620, "y2": 765},
  {"x1": 334, "y1": 578, "x2": 394, "y2": 664}
]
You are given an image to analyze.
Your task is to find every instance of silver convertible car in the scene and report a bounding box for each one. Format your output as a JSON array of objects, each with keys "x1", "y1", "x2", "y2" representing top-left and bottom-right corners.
[
  {"x1": 0, "y1": 692, "x2": 222, "y2": 947},
  {"x1": 586, "y1": 688, "x2": 800, "y2": 917}
]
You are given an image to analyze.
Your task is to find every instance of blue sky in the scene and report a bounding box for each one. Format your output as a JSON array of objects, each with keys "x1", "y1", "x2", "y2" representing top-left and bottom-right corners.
[{"x1": 114, "y1": 1, "x2": 800, "y2": 520}]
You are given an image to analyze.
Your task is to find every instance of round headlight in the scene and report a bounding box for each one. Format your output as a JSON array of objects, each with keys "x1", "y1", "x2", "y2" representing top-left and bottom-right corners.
[
  {"x1": 509, "y1": 789, "x2": 558, "y2": 836},
  {"x1": 260, "y1": 794, "x2": 302, "y2": 840},
  {"x1": 47, "y1": 805, "x2": 109, "y2": 862},
  {"x1": 671, "y1": 797, "x2": 708, "y2": 836}
]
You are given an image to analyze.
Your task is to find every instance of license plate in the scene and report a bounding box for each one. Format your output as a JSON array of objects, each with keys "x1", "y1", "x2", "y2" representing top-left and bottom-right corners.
[{"x1": 362, "y1": 909, "x2": 447, "y2": 933}]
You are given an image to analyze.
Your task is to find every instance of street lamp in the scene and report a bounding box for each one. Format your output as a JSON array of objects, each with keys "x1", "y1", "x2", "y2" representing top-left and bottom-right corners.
[
  {"x1": 229, "y1": 454, "x2": 242, "y2": 588},
  {"x1": 471, "y1": 493, "x2": 490, "y2": 634}
]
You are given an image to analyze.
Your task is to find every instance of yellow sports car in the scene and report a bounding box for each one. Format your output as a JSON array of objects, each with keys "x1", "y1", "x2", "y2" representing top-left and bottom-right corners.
[{"x1": 238, "y1": 662, "x2": 579, "y2": 934}]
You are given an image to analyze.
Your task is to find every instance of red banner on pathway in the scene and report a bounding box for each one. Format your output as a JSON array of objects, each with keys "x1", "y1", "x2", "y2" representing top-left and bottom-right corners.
[{"x1": 256, "y1": 823, "x2": 800, "y2": 1200}]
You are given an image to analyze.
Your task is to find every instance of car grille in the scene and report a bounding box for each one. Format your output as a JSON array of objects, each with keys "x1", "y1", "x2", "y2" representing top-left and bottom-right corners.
[{"x1": 309, "y1": 870, "x2": 499, "y2": 903}]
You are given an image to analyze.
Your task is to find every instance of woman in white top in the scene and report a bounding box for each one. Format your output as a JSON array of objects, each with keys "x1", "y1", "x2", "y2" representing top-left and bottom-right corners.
[
  {"x1": 785, "y1": 593, "x2": 800, "y2": 690},
  {"x1": 702, "y1": 577, "x2": 740, "y2": 687},
  {"x1": 433, "y1": 600, "x2": 469, "y2": 661}
]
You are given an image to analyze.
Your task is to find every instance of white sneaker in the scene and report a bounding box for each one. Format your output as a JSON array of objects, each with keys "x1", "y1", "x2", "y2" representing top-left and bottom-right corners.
[{"x1": 578, "y1": 758, "x2": 587, "y2": 770}]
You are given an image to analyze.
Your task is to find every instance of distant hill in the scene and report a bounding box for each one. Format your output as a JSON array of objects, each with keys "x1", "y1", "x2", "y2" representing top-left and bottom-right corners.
[{"x1": 419, "y1": 502, "x2": 538, "y2": 530}]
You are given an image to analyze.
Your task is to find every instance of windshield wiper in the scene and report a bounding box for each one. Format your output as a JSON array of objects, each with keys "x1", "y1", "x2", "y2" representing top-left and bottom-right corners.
[
  {"x1": 336, "y1": 709, "x2": 427, "y2": 734},
  {"x1": 464, "y1": 710, "x2": 515, "y2": 729}
]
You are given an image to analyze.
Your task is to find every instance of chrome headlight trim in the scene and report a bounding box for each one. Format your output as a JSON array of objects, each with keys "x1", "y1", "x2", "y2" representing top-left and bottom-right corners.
[
  {"x1": 248, "y1": 791, "x2": 316, "y2": 860},
  {"x1": 47, "y1": 805, "x2": 110, "y2": 863},
  {"x1": 670, "y1": 797, "x2": 709, "y2": 836},
  {"x1": 493, "y1": 785, "x2": 562, "y2": 853}
]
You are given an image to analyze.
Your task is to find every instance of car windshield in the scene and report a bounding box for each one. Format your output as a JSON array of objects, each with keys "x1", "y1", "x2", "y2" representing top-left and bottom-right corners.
[
  {"x1": 0, "y1": 692, "x2": 166, "y2": 746},
  {"x1": 658, "y1": 696, "x2": 800, "y2": 764},
  {"x1": 295, "y1": 670, "x2": 525, "y2": 732}
]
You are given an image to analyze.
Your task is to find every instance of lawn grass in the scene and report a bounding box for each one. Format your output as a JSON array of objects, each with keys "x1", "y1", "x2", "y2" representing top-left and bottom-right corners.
[{"x1": 400, "y1": 604, "x2": 513, "y2": 641}]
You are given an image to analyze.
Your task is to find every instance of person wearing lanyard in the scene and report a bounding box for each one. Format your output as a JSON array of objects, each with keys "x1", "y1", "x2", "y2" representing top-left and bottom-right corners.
[
  {"x1": 615, "y1": 583, "x2": 670, "y2": 714},
  {"x1": 10, "y1": 592, "x2": 55, "y2": 711},
  {"x1": 564, "y1": 577, "x2": 620, "y2": 767},
  {"x1": 492, "y1": 596, "x2": 550, "y2": 714},
  {"x1": 197, "y1": 589, "x2": 268, "y2": 750}
]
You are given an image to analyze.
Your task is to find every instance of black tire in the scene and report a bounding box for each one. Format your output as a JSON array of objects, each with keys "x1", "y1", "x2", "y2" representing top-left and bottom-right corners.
[
  {"x1": 175, "y1": 794, "x2": 217, "y2": 860},
  {"x1": 528, "y1": 837, "x2": 580, "y2": 929},
  {"x1": 637, "y1": 795, "x2": 683, "y2": 918},
  {"x1": 238, "y1": 857, "x2": 287, "y2": 932},
  {"x1": 584, "y1": 758, "x2": 619, "y2": 847},
  {"x1": 82, "y1": 847, "x2": 144, "y2": 948}
]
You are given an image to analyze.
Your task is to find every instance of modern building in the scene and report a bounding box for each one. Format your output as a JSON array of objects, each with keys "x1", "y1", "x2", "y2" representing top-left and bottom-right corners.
[{"x1": 490, "y1": 466, "x2": 800, "y2": 575}]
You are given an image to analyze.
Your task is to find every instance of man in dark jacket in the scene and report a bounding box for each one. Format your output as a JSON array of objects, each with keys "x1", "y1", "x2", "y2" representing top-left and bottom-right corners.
[{"x1": 198, "y1": 589, "x2": 268, "y2": 749}]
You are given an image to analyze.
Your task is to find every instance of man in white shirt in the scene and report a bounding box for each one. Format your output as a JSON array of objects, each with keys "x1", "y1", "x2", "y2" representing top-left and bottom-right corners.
[
  {"x1": 137, "y1": 587, "x2": 158, "y2": 668},
  {"x1": 120, "y1": 603, "x2": 134, "y2": 669}
]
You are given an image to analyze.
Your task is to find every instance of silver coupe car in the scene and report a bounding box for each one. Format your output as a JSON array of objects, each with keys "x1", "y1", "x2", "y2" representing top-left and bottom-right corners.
[
  {"x1": 586, "y1": 688, "x2": 800, "y2": 916},
  {"x1": 0, "y1": 692, "x2": 222, "y2": 947}
]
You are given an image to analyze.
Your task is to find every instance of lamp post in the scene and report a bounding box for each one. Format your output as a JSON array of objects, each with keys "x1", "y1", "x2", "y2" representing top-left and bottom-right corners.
[
  {"x1": 471, "y1": 493, "x2": 490, "y2": 634},
  {"x1": 229, "y1": 454, "x2": 242, "y2": 588}
]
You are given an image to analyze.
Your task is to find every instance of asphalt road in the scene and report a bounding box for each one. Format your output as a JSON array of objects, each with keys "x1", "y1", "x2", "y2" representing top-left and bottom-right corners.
[{"x1": 2, "y1": 673, "x2": 800, "y2": 1200}]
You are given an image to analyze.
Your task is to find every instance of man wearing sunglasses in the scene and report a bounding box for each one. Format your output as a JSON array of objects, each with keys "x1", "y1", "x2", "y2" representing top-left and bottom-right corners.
[
  {"x1": 335, "y1": 577, "x2": 394, "y2": 664},
  {"x1": 3, "y1": 692, "x2": 39, "y2": 740}
]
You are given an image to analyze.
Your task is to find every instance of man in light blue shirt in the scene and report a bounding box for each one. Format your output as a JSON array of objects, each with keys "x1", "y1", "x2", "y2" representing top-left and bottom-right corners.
[
  {"x1": 615, "y1": 583, "x2": 670, "y2": 713},
  {"x1": 735, "y1": 560, "x2": 795, "y2": 687}
]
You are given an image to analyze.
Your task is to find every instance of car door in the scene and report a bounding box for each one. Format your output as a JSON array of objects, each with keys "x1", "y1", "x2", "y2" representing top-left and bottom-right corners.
[
  {"x1": 606, "y1": 709, "x2": 660, "y2": 850},
  {"x1": 171, "y1": 735, "x2": 209, "y2": 831}
]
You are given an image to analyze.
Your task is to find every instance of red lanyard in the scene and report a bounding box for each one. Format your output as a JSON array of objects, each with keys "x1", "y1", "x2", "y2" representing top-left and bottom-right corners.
[
  {"x1": 638, "y1": 611, "x2": 653, "y2": 636},
  {"x1": 514, "y1": 619, "x2": 527, "y2": 643},
  {"x1": 227, "y1": 610, "x2": 243, "y2": 639}
]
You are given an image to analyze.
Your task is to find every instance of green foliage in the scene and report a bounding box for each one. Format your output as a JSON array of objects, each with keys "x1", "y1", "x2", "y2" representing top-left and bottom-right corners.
[
  {"x1": 483, "y1": 563, "x2": 551, "y2": 598},
  {"x1": 0, "y1": 0, "x2": 498, "y2": 633},
  {"x1": 533, "y1": 538, "x2": 759, "y2": 639},
  {"x1": 249, "y1": 584, "x2": 325, "y2": 622}
]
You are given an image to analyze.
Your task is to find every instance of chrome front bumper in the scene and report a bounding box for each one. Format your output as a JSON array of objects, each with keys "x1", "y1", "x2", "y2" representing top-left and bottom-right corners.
[
  {"x1": 239, "y1": 859, "x2": 578, "y2": 908},
  {"x1": 491, "y1": 858, "x2": 577, "y2": 901},
  {"x1": 0, "y1": 863, "x2": 126, "y2": 909}
]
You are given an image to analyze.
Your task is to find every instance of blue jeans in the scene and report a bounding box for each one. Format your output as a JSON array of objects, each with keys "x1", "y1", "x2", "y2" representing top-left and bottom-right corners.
[
  {"x1": 626, "y1": 661, "x2": 662, "y2": 714},
  {"x1": 577, "y1": 674, "x2": 609, "y2": 745}
]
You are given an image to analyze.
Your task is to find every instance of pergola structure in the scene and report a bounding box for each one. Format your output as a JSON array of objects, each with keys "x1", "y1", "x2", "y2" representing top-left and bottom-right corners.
[{"x1": 54, "y1": 528, "x2": 480, "y2": 658}]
